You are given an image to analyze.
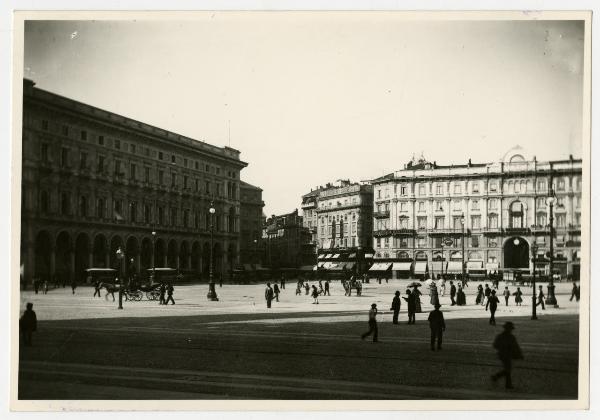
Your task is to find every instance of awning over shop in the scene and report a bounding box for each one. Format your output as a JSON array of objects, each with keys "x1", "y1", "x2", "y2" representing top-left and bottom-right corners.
[
  {"x1": 331, "y1": 254, "x2": 340, "y2": 260},
  {"x1": 414, "y1": 262, "x2": 428, "y2": 274},
  {"x1": 429, "y1": 261, "x2": 445, "y2": 273},
  {"x1": 329, "y1": 263, "x2": 344, "y2": 271},
  {"x1": 467, "y1": 261, "x2": 484, "y2": 271},
  {"x1": 324, "y1": 254, "x2": 332, "y2": 259},
  {"x1": 446, "y1": 261, "x2": 463, "y2": 274},
  {"x1": 392, "y1": 262, "x2": 412, "y2": 271},
  {"x1": 485, "y1": 263, "x2": 499, "y2": 273},
  {"x1": 348, "y1": 253, "x2": 357, "y2": 259},
  {"x1": 317, "y1": 254, "x2": 326, "y2": 260},
  {"x1": 369, "y1": 262, "x2": 392, "y2": 271},
  {"x1": 365, "y1": 253, "x2": 374, "y2": 259},
  {"x1": 318, "y1": 262, "x2": 326, "y2": 268}
]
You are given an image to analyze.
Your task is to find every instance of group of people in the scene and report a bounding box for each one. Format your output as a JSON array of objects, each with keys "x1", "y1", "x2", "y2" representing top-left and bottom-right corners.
[{"x1": 32, "y1": 276, "x2": 78, "y2": 295}]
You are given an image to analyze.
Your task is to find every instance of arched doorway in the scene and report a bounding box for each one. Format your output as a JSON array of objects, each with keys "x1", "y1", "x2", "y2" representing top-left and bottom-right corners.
[
  {"x1": 227, "y1": 243, "x2": 237, "y2": 272},
  {"x1": 56, "y1": 231, "x2": 72, "y2": 283},
  {"x1": 167, "y1": 239, "x2": 178, "y2": 269},
  {"x1": 179, "y1": 241, "x2": 190, "y2": 270},
  {"x1": 74, "y1": 233, "x2": 90, "y2": 283},
  {"x1": 503, "y1": 237, "x2": 529, "y2": 269},
  {"x1": 140, "y1": 238, "x2": 152, "y2": 271},
  {"x1": 92, "y1": 234, "x2": 107, "y2": 267},
  {"x1": 34, "y1": 231, "x2": 52, "y2": 280},
  {"x1": 191, "y1": 241, "x2": 201, "y2": 273},
  {"x1": 125, "y1": 236, "x2": 139, "y2": 278},
  {"x1": 109, "y1": 236, "x2": 124, "y2": 270},
  {"x1": 155, "y1": 239, "x2": 166, "y2": 268}
]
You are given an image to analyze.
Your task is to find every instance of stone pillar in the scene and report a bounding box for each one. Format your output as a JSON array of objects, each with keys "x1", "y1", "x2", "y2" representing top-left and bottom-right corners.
[
  {"x1": 105, "y1": 252, "x2": 110, "y2": 269},
  {"x1": 50, "y1": 248, "x2": 56, "y2": 279},
  {"x1": 187, "y1": 253, "x2": 192, "y2": 270},
  {"x1": 70, "y1": 252, "x2": 75, "y2": 281},
  {"x1": 88, "y1": 252, "x2": 93, "y2": 269},
  {"x1": 176, "y1": 255, "x2": 180, "y2": 270}
]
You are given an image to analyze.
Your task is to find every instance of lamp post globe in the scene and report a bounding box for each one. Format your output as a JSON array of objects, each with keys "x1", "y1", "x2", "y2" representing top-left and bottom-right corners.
[
  {"x1": 460, "y1": 214, "x2": 466, "y2": 284},
  {"x1": 151, "y1": 231, "x2": 156, "y2": 283},
  {"x1": 207, "y1": 204, "x2": 218, "y2": 301},
  {"x1": 116, "y1": 247, "x2": 124, "y2": 310},
  {"x1": 531, "y1": 243, "x2": 538, "y2": 320},
  {"x1": 545, "y1": 192, "x2": 559, "y2": 307}
]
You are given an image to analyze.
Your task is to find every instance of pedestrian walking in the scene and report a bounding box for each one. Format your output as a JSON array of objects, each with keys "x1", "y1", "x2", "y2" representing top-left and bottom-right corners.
[
  {"x1": 318, "y1": 280, "x2": 324, "y2": 295},
  {"x1": 486, "y1": 290, "x2": 500, "y2": 325},
  {"x1": 457, "y1": 285, "x2": 466, "y2": 306},
  {"x1": 484, "y1": 284, "x2": 492, "y2": 305},
  {"x1": 273, "y1": 283, "x2": 280, "y2": 302},
  {"x1": 159, "y1": 283, "x2": 166, "y2": 305},
  {"x1": 71, "y1": 278, "x2": 77, "y2": 294},
  {"x1": 19, "y1": 302, "x2": 37, "y2": 347},
  {"x1": 356, "y1": 281, "x2": 363, "y2": 297},
  {"x1": 413, "y1": 287, "x2": 422, "y2": 313},
  {"x1": 360, "y1": 303, "x2": 379, "y2": 342},
  {"x1": 311, "y1": 285, "x2": 320, "y2": 304},
  {"x1": 502, "y1": 286, "x2": 510, "y2": 306},
  {"x1": 93, "y1": 280, "x2": 101, "y2": 298},
  {"x1": 403, "y1": 289, "x2": 416, "y2": 324},
  {"x1": 570, "y1": 282, "x2": 579, "y2": 302},
  {"x1": 296, "y1": 280, "x2": 302, "y2": 295},
  {"x1": 439, "y1": 279, "x2": 446, "y2": 297},
  {"x1": 475, "y1": 284, "x2": 484, "y2": 305},
  {"x1": 324, "y1": 280, "x2": 330, "y2": 296},
  {"x1": 165, "y1": 284, "x2": 175, "y2": 305},
  {"x1": 304, "y1": 282, "x2": 310, "y2": 295},
  {"x1": 390, "y1": 291, "x2": 401, "y2": 324},
  {"x1": 280, "y1": 274, "x2": 286, "y2": 290},
  {"x1": 450, "y1": 281, "x2": 457, "y2": 306},
  {"x1": 513, "y1": 287, "x2": 523, "y2": 306},
  {"x1": 428, "y1": 303, "x2": 446, "y2": 351},
  {"x1": 429, "y1": 283, "x2": 439, "y2": 306},
  {"x1": 491, "y1": 322, "x2": 523, "y2": 389},
  {"x1": 265, "y1": 283, "x2": 274, "y2": 308},
  {"x1": 536, "y1": 285, "x2": 546, "y2": 310},
  {"x1": 43, "y1": 279, "x2": 49, "y2": 295},
  {"x1": 33, "y1": 277, "x2": 40, "y2": 294}
]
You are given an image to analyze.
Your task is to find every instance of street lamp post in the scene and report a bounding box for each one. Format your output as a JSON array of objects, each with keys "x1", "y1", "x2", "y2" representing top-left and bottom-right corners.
[
  {"x1": 207, "y1": 202, "x2": 218, "y2": 301},
  {"x1": 116, "y1": 247, "x2": 124, "y2": 310},
  {"x1": 531, "y1": 242, "x2": 538, "y2": 320},
  {"x1": 546, "y1": 190, "x2": 558, "y2": 307},
  {"x1": 460, "y1": 214, "x2": 466, "y2": 284},
  {"x1": 151, "y1": 230, "x2": 156, "y2": 283},
  {"x1": 253, "y1": 239, "x2": 258, "y2": 264}
]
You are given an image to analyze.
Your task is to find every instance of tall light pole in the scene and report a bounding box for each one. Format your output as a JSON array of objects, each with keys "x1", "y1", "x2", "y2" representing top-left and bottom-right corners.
[
  {"x1": 546, "y1": 190, "x2": 558, "y2": 307},
  {"x1": 116, "y1": 247, "x2": 124, "y2": 310},
  {"x1": 531, "y1": 242, "x2": 538, "y2": 320},
  {"x1": 207, "y1": 202, "x2": 218, "y2": 301},
  {"x1": 253, "y1": 239, "x2": 258, "y2": 264},
  {"x1": 460, "y1": 214, "x2": 466, "y2": 284},
  {"x1": 151, "y1": 230, "x2": 156, "y2": 283}
]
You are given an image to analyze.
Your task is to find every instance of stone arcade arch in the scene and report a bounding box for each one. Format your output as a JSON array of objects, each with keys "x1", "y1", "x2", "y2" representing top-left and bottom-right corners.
[
  {"x1": 503, "y1": 237, "x2": 530, "y2": 269},
  {"x1": 74, "y1": 233, "x2": 90, "y2": 282}
]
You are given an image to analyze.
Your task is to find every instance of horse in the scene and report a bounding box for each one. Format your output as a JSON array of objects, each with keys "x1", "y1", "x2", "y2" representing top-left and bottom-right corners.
[{"x1": 99, "y1": 282, "x2": 120, "y2": 301}]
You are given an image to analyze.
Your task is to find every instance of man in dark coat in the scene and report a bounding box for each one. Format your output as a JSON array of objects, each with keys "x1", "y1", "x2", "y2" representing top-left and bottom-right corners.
[
  {"x1": 265, "y1": 282, "x2": 274, "y2": 308},
  {"x1": 536, "y1": 285, "x2": 546, "y2": 310},
  {"x1": 165, "y1": 283, "x2": 175, "y2": 305},
  {"x1": 390, "y1": 291, "x2": 401, "y2": 324},
  {"x1": 484, "y1": 284, "x2": 492, "y2": 305},
  {"x1": 280, "y1": 274, "x2": 286, "y2": 290},
  {"x1": 20, "y1": 302, "x2": 37, "y2": 347},
  {"x1": 450, "y1": 281, "x2": 457, "y2": 306},
  {"x1": 159, "y1": 283, "x2": 166, "y2": 305},
  {"x1": 427, "y1": 303, "x2": 446, "y2": 351},
  {"x1": 491, "y1": 322, "x2": 523, "y2": 389},
  {"x1": 93, "y1": 280, "x2": 101, "y2": 298},
  {"x1": 570, "y1": 282, "x2": 579, "y2": 302},
  {"x1": 486, "y1": 289, "x2": 500, "y2": 325},
  {"x1": 403, "y1": 289, "x2": 416, "y2": 324},
  {"x1": 360, "y1": 303, "x2": 379, "y2": 342},
  {"x1": 324, "y1": 280, "x2": 330, "y2": 296}
]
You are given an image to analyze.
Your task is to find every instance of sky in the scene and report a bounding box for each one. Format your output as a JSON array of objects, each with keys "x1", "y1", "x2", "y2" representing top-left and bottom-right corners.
[{"x1": 23, "y1": 15, "x2": 585, "y2": 216}]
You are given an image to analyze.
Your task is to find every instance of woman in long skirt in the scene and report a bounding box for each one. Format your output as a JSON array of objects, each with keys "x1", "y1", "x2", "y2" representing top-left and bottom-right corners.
[
  {"x1": 413, "y1": 287, "x2": 422, "y2": 313},
  {"x1": 429, "y1": 283, "x2": 439, "y2": 306},
  {"x1": 457, "y1": 285, "x2": 466, "y2": 306}
]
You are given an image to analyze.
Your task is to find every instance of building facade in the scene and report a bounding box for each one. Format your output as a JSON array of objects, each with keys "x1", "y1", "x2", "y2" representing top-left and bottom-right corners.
[
  {"x1": 308, "y1": 180, "x2": 373, "y2": 274},
  {"x1": 239, "y1": 181, "x2": 265, "y2": 265},
  {"x1": 370, "y1": 149, "x2": 582, "y2": 280},
  {"x1": 21, "y1": 79, "x2": 248, "y2": 285},
  {"x1": 262, "y1": 209, "x2": 313, "y2": 268}
]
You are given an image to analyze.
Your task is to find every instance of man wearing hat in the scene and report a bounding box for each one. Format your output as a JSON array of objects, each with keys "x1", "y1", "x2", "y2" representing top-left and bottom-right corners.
[
  {"x1": 19, "y1": 302, "x2": 37, "y2": 347},
  {"x1": 427, "y1": 303, "x2": 446, "y2": 351},
  {"x1": 361, "y1": 303, "x2": 379, "y2": 342},
  {"x1": 492, "y1": 322, "x2": 523, "y2": 389},
  {"x1": 486, "y1": 289, "x2": 500, "y2": 325},
  {"x1": 390, "y1": 291, "x2": 401, "y2": 325}
]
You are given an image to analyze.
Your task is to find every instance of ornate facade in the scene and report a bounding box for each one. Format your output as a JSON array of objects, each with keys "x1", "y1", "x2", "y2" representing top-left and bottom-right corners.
[
  {"x1": 21, "y1": 79, "x2": 248, "y2": 284},
  {"x1": 370, "y1": 149, "x2": 582, "y2": 280}
]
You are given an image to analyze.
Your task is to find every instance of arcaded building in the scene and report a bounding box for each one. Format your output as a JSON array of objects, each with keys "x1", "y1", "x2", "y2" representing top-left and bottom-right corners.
[
  {"x1": 20, "y1": 79, "x2": 248, "y2": 284},
  {"x1": 239, "y1": 181, "x2": 265, "y2": 265},
  {"x1": 369, "y1": 148, "x2": 582, "y2": 280}
]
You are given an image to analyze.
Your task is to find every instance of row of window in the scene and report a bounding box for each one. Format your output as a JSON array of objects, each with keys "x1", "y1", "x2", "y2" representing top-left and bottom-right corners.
[
  {"x1": 318, "y1": 221, "x2": 359, "y2": 238},
  {"x1": 375, "y1": 212, "x2": 580, "y2": 230},
  {"x1": 319, "y1": 237, "x2": 358, "y2": 248},
  {"x1": 38, "y1": 191, "x2": 238, "y2": 232},
  {"x1": 375, "y1": 232, "x2": 580, "y2": 250},
  {"x1": 375, "y1": 177, "x2": 581, "y2": 199},
  {"x1": 41, "y1": 144, "x2": 239, "y2": 199},
  {"x1": 38, "y1": 121, "x2": 238, "y2": 179},
  {"x1": 376, "y1": 195, "x2": 579, "y2": 214}
]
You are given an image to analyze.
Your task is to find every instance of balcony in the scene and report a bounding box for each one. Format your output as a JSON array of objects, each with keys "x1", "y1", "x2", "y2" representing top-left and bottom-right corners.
[
  {"x1": 428, "y1": 228, "x2": 464, "y2": 236},
  {"x1": 373, "y1": 210, "x2": 390, "y2": 219},
  {"x1": 373, "y1": 228, "x2": 416, "y2": 237},
  {"x1": 504, "y1": 227, "x2": 531, "y2": 235},
  {"x1": 530, "y1": 224, "x2": 550, "y2": 235},
  {"x1": 483, "y1": 227, "x2": 502, "y2": 235},
  {"x1": 568, "y1": 224, "x2": 581, "y2": 233}
]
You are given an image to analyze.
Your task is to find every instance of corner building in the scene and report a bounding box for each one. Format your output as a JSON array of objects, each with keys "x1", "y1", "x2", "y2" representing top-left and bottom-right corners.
[
  {"x1": 370, "y1": 149, "x2": 582, "y2": 280},
  {"x1": 21, "y1": 79, "x2": 247, "y2": 284}
]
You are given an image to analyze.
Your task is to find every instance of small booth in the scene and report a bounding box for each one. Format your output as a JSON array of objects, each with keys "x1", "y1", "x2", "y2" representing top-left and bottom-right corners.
[{"x1": 392, "y1": 261, "x2": 413, "y2": 279}]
